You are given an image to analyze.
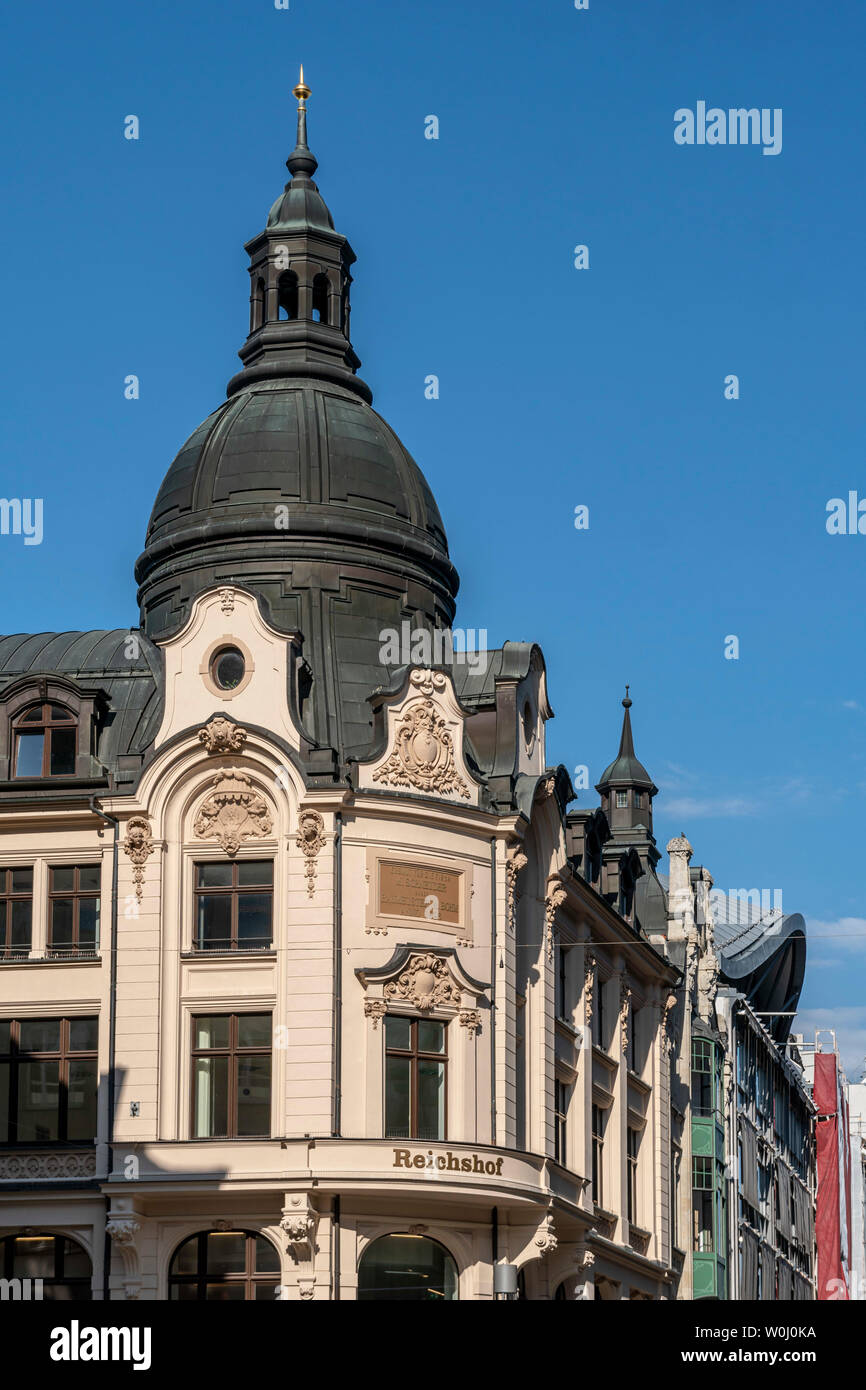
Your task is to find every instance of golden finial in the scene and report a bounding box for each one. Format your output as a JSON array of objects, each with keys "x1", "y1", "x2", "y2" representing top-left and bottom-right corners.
[{"x1": 293, "y1": 64, "x2": 311, "y2": 105}]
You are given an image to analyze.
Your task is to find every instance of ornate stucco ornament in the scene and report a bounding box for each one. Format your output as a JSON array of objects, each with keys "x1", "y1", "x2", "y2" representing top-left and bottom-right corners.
[
  {"x1": 121, "y1": 816, "x2": 154, "y2": 904},
  {"x1": 193, "y1": 768, "x2": 273, "y2": 855},
  {"x1": 459, "y1": 1008, "x2": 482, "y2": 1038},
  {"x1": 373, "y1": 699, "x2": 470, "y2": 799},
  {"x1": 661, "y1": 991, "x2": 678, "y2": 1054},
  {"x1": 364, "y1": 999, "x2": 387, "y2": 1029},
  {"x1": 0, "y1": 1151, "x2": 96, "y2": 1181},
  {"x1": 544, "y1": 885, "x2": 568, "y2": 963},
  {"x1": 583, "y1": 952, "x2": 596, "y2": 1026},
  {"x1": 535, "y1": 1211, "x2": 558, "y2": 1257},
  {"x1": 199, "y1": 715, "x2": 247, "y2": 755},
  {"x1": 295, "y1": 809, "x2": 325, "y2": 899},
  {"x1": 620, "y1": 982, "x2": 632, "y2": 1055},
  {"x1": 409, "y1": 669, "x2": 448, "y2": 697},
  {"x1": 505, "y1": 845, "x2": 527, "y2": 932},
  {"x1": 219, "y1": 587, "x2": 236, "y2": 614},
  {"x1": 281, "y1": 1195, "x2": 317, "y2": 1257},
  {"x1": 384, "y1": 953, "x2": 462, "y2": 1012},
  {"x1": 106, "y1": 1218, "x2": 140, "y2": 1246}
]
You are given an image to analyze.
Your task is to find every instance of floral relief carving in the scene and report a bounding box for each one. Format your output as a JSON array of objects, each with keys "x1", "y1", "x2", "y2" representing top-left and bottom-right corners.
[
  {"x1": 0, "y1": 1150, "x2": 96, "y2": 1181},
  {"x1": 198, "y1": 715, "x2": 247, "y2": 755},
  {"x1": 459, "y1": 1008, "x2": 481, "y2": 1038},
  {"x1": 121, "y1": 816, "x2": 154, "y2": 904},
  {"x1": 544, "y1": 885, "x2": 567, "y2": 963},
  {"x1": 505, "y1": 845, "x2": 527, "y2": 932},
  {"x1": 364, "y1": 999, "x2": 387, "y2": 1029},
  {"x1": 584, "y1": 952, "x2": 596, "y2": 1026},
  {"x1": 281, "y1": 1195, "x2": 317, "y2": 1255},
  {"x1": 620, "y1": 983, "x2": 631, "y2": 1055},
  {"x1": 193, "y1": 768, "x2": 273, "y2": 856},
  {"x1": 295, "y1": 809, "x2": 326, "y2": 899},
  {"x1": 383, "y1": 953, "x2": 461, "y2": 1012},
  {"x1": 373, "y1": 700, "x2": 470, "y2": 799},
  {"x1": 106, "y1": 1218, "x2": 140, "y2": 1247}
]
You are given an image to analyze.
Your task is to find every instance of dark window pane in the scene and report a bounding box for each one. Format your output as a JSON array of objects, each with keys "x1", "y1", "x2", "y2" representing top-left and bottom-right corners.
[
  {"x1": 78, "y1": 866, "x2": 101, "y2": 892},
  {"x1": 206, "y1": 1233, "x2": 246, "y2": 1275},
  {"x1": 50, "y1": 704, "x2": 73, "y2": 720},
  {"x1": 50, "y1": 899, "x2": 74, "y2": 947},
  {"x1": 238, "y1": 861, "x2": 273, "y2": 886},
  {"x1": 385, "y1": 1055, "x2": 411, "y2": 1139},
  {"x1": 237, "y1": 894, "x2": 272, "y2": 946},
  {"x1": 197, "y1": 895, "x2": 231, "y2": 949},
  {"x1": 194, "y1": 1016, "x2": 230, "y2": 1050},
  {"x1": 12, "y1": 1235, "x2": 56, "y2": 1279},
  {"x1": 171, "y1": 1282, "x2": 199, "y2": 1300},
  {"x1": 212, "y1": 649, "x2": 245, "y2": 691},
  {"x1": 51, "y1": 867, "x2": 75, "y2": 893},
  {"x1": 0, "y1": 1063, "x2": 8, "y2": 1141},
  {"x1": 236, "y1": 1015, "x2": 271, "y2": 1049},
  {"x1": 15, "y1": 733, "x2": 44, "y2": 776},
  {"x1": 19, "y1": 1019, "x2": 61, "y2": 1053},
  {"x1": 69, "y1": 1018, "x2": 98, "y2": 1052},
  {"x1": 17, "y1": 1061, "x2": 60, "y2": 1141},
  {"x1": 10, "y1": 868, "x2": 33, "y2": 893},
  {"x1": 205, "y1": 1282, "x2": 245, "y2": 1300},
  {"x1": 78, "y1": 898, "x2": 99, "y2": 949},
  {"x1": 357, "y1": 1234, "x2": 458, "y2": 1302},
  {"x1": 236, "y1": 1056, "x2": 271, "y2": 1135},
  {"x1": 172, "y1": 1237, "x2": 200, "y2": 1275},
  {"x1": 0, "y1": 1021, "x2": 10, "y2": 1052},
  {"x1": 20, "y1": 706, "x2": 44, "y2": 723},
  {"x1": 417, "y1": 1059, "x2": 445, "y2": 1141},
  {"x1": 10, "y1": 899, "x2": 32, "y2": 950},
  {"x1": 418, "y1": 1020, "x2": 445, "y2": 1054},
  {"x1": 197, "y1": 863, "x2": 232, "y2": 888},
  {"x1": 254, "y1": 1236, "x2": 280, "y2": 1273},
  {"x1": 67, "y1": 1059, "x2": 98, "y2": 1140},
  {"x1": 49, "y1": 728, "x2": 76, "y2": 775},
  {"x1": 385, "y1": 1015, "x2": 411, "y2": 1051},
  {"x1": 255, "y1": 1282, "x2": 280, "y2": 1300},
  {"x1": 193, "y1": 1056, "x2": 228, "y2": 1137},
  {"x1": 61, "y1": 1238, "x2": 92, "y2": 1278}
]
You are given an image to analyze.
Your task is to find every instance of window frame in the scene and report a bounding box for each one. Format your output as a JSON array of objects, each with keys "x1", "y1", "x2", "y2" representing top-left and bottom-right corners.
[
  {"x1": 168, "y1": 1230, "x2": 280, "y2": 1301},
  {"x1": 190, "y1": 1012, "x2": 272, "y2": 1140},
  {"x1": 0, "y1": 1015, "x2": 99, "y2": 1146},
  {"x1": 627, "y1": 1126, "x2": 640, "y2": 1224},
  {"x1": 47, "y1": 865, "x2": 101, "y2": 958},
  {"x1": 591, "y1": 1102, "x2": 606, "y2": 1207},
  {"x1": 384, "y1": 1014, "x2": 448, "y2": 1142},
  {"x1": 1, "y1": 1231, "x2": 92, "y2": 1299},
  {"x1": 192, "y1": 859, "x2": 274, "y2": 953},
  {"x1": 0, "y1": 867, "x2": 33, "y2": 958},
  {"x1": 12, "y1": 702, "x2": 78, "y2": 779},
  {"x1": 554, "y1": 1078, "x2": 569, "y2": 1165}
]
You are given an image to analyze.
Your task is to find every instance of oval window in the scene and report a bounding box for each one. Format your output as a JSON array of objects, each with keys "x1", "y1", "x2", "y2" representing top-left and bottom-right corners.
[{"x1": 211, "y1": 647, "x2": 246, "y2": 692}]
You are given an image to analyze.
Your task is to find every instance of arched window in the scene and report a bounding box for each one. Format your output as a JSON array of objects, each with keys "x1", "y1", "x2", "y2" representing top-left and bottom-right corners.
[
  {"x1": 1, "y1": 1232, "x2": 92, "y2": 1299},
  {"x1": 13, "y1": 703, "x2": 77, "y2": 778},
  {"x1": 357, "y1": 1233, "x2": 458, "y2": 1301},
  {"x1": 311, "y1": 273, "x2": 329, "y2": 324},
  {"x1": 254, "y1": 277, "x2": 267, "y2": 331},
  {"x1": 169, "y1": 1230, "x2": 280, "y2": 1301},
  {"x1": 277, "y1": 271, "x2": 298, "y2": 321}
]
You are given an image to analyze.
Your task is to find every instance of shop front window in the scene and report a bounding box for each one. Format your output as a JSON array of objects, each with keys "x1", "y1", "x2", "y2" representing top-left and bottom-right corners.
[{"x1": 357, "y1": 1234, "x2": 457, "y2": 1301}]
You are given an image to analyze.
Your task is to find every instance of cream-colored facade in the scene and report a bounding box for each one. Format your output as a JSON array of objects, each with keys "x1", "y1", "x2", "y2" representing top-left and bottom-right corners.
[{"x1": 0, "y1": 585, "x2": 682, "y2": 1300}]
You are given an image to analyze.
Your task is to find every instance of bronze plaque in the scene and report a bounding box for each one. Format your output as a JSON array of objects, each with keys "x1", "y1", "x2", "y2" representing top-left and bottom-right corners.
[{"x1": 379, "y1": 861, "x2": 461, "y2": 925}]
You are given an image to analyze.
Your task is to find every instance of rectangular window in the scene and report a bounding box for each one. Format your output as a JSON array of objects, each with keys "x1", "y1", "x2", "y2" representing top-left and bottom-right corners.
[
  {"x1": 555, "y1": 941, "x2": 568, "y2": 1022},
  {"x1": 671, "y1": 1144, "x2": 681, "y2": 1248},
  {"x1": 554, "y1": 1079, "x2": 569, "y2": 1165},
  {"x1": 384, "y1": 1015, "x2": 446, "y2": 1142},
  {"x1": 48, "y1": 866, "x2": 100, "y2": 957},
  {"x1": 194, "y1": 861, "x2": 273, "y2": 951},
  {"x1": 634, "y1": 792, "x2": 642, "y2": 809},
  {"x1": 0, "y1": 868, "x2": 33, "y2": 958},
  {"x1": 191, "y1": 1013, "x2": 272, "y2": 1138},
  {"x1": 593, "y1": 975, "x2": 606, "y2": 1049},
  {"x1": 627, "y1": 1127, "x2": 640, "y2": 1223},
  {"x1": 616, "y1": 791, "x2": 628, "y2": 809},
  {"x1": 691, "y1": 1038, "x2": 714, "y2": 1116},
  {"x1": 592, "y1": 1103, "x2": 606, "y2": 1206},
  {"x1": 0, "y1": 1016, "x2": 98, "y2": 1144}
]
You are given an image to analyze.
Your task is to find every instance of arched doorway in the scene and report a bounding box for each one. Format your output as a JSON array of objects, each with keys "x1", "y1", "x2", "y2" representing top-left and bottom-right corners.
[
  {"x1": 357, "y1": 1233, "x2": 458, "y2": 1301},
  {"x1": 169, "y1": 1230, "x2": 280, "y2": 1300},
  {"x1": 1, "y1": 1231, "x2": 91, "y2": 1298}
]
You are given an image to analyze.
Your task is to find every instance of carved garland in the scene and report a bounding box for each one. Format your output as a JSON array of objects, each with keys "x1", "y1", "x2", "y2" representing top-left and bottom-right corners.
[
  {"x1": 193, "y1": 768, "x2": 273, "y2": 856},
  {"x1": 383, "y1": 953, "x2": 461, "y2": 1013},
  {"x1": 373, "y1": 699, "x2": 470, "y2": 799},
  {"x1": 295, "y1": 809, "x2": 325, "y2": 899},
  {"x1": 122, "y1": 816, "x2": 154, "y2": 904},
  {"x1": 544, "y1": 885, "x2": 567, "y2": 963},
  {"x1": 505, "y1": 845, "x2": 527, "y2": 932},
  {"x1": 620, "y1": 982, "x2": 632, "y2": 1056},
  {"x1": 584, "y1": 952, "x2": 596, "y2": 1026}
]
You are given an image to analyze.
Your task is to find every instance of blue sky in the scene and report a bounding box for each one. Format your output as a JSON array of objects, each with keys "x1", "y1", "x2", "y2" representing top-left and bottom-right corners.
[{"x1": 1, "y1": 0, "x2": 864, "y2": 1073}]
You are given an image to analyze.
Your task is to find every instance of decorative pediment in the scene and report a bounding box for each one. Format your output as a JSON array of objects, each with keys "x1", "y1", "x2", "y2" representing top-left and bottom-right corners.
[
  {"x1": 193, "y1": 767, "x2": 273, "y2": 855},
  {"x1": 359, "y1": 668, "x2": 480, "y2": 806},
  {"x1": 356, "y1": 944, "x2": 488, "y2": 1021}
]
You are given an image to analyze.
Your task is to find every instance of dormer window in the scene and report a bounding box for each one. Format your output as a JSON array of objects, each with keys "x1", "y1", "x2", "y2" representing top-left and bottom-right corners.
[
  {"x1": 616, "y1": 791, "x2": 628, "y2": 810},
  {"x1": 13, "y1": 703, "x2": 77, "y2": 778},
  {"x1": 634, "y1": 792, "x2": 642, "y2": 809}
]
